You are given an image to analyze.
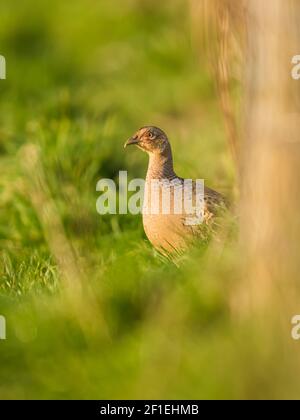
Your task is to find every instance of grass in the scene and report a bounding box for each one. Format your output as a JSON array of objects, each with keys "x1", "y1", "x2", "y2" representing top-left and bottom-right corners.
[{"x1": 0, "y1": 0, "x2": 299, "y2": 400}]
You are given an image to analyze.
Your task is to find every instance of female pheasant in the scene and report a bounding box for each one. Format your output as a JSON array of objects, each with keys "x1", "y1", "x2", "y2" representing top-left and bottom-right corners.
[{"x1": 125, "y1": 126, "x2": 225, "y2": 254}]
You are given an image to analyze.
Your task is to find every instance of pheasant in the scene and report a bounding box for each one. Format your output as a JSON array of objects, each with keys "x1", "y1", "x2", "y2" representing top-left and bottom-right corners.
[{"x1": 124, "y1": 126, "x2": 225, "y2": 254}]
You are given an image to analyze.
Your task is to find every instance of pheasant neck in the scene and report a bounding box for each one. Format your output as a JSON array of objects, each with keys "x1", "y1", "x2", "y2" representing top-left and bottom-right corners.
[{"x1": 146, "y1": 146, "x2": 177, "y2": 181}]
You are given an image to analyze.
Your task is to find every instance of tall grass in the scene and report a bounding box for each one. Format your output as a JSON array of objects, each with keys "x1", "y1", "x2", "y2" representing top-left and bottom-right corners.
[{"x1": 240, "y1": 0, "x2": 300, "y2": 313}]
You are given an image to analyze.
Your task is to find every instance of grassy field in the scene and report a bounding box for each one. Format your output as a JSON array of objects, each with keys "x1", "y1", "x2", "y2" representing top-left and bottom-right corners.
[{"x1": 0, "y1": 0, "x2": 299, "y2": 400}]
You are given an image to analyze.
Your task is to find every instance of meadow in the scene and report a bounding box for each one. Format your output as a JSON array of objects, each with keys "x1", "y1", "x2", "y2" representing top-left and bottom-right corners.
[{"x1": 0, "y1": 0, "x2": 299, "y2": 400}]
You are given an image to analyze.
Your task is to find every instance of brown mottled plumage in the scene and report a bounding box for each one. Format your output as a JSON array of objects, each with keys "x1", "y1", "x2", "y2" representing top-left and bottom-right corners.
[{"x1": 125, "y1": 126, "x2": 226, "y2": 253}]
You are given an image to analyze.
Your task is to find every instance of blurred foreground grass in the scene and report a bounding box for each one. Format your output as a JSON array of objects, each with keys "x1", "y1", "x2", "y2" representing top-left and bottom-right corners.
[{"x1": 0, "y1": 0, "x2": 299, "y2": 400}]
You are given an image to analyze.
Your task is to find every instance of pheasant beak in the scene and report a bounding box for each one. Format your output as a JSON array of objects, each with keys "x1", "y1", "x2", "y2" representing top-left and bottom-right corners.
[{"x1": 124, "y1": 136, "x2": 139, "y2": 148}]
